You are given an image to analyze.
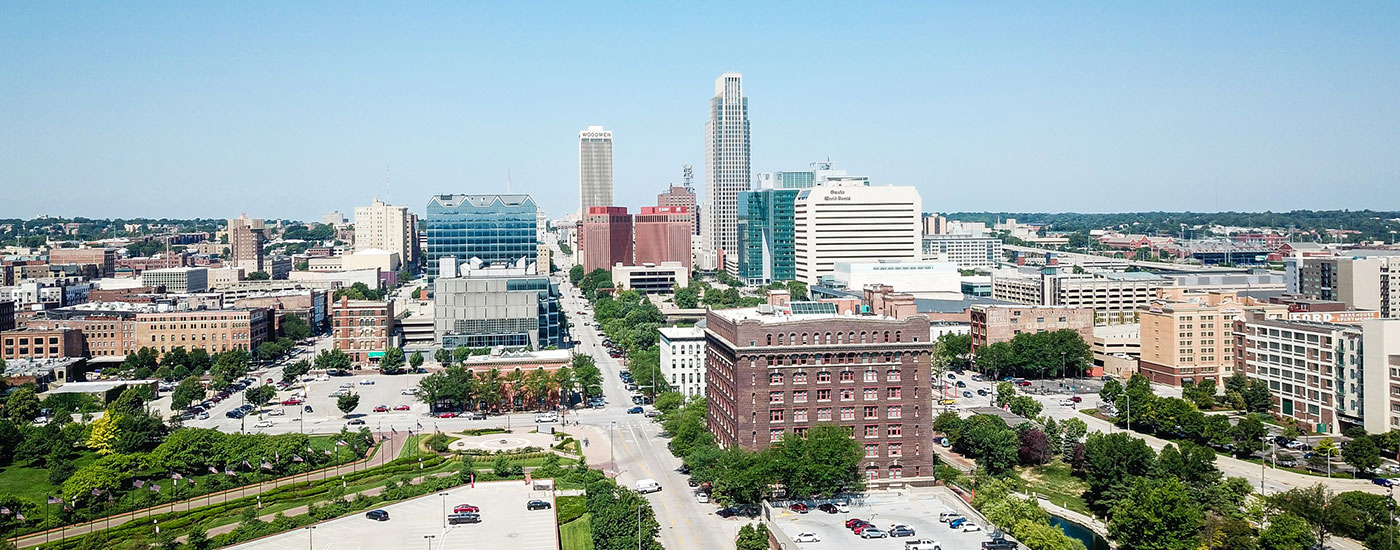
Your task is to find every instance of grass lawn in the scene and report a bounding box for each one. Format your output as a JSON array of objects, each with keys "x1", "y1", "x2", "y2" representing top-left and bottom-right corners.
[
  {"x1": 1015, "y1": 462, "x2": 1091, "y2": 516},
  {"x1": 0, "y1": 451, "x2": 100, "y2": 502},
  {"x1": 398, "y1": 435, "x2": 424, "y2": 459},
  {"x1": 560, "y1": 514, "x2": 593, "y2": 550}
]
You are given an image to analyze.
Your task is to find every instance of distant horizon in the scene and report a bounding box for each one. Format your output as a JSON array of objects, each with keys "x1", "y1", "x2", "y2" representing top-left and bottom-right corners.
[{"x1": 3, "y1": 4, "x2": 1398, "y2": 219}]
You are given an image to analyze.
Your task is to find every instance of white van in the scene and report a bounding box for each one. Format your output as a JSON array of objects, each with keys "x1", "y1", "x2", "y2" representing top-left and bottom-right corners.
[
  {"x1": 535, "y1": 411, "x2": 559, "y2": 423},
  {"x1": 635, "y1": 479, "x2": 661, "y2": 494}
]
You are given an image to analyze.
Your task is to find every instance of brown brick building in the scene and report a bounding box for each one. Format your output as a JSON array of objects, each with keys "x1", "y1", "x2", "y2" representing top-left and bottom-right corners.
[
  {"x1": 332, "y1": 297, "x2": 395, "y2": 365},
  {"x1": 134, "y1": 308, "x2": 271, "y2": 357},
  {"x1": 48, "y1": 248, "x2": 116, "y2": 278},
  {"x1": 704, "y1": 307, "x2": 936, "y2": 480},
  {"x1": 633, "y1": 206, "x2": 693, "y2": 269},
  {"x1": 969, "y1": 305, "x2": 1095, "y2": 352},
  {"x1": 581, "y1": 206, "x2": 633, "y2": 274},
  {"x1": 1, "y1": 328, "x2": 85, "y2": 360}
]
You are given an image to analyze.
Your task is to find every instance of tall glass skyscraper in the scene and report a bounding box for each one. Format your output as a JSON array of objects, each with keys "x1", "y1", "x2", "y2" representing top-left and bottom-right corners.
[
  {"x1": 426, "y1": 194, "x2": 541, "y2": 281},
  {"x1": 704, "y1": 72, "x2": 751, "y2": 274},
  {"x1": 737, "y1": 188, "x2": 799, "y2": 284}
]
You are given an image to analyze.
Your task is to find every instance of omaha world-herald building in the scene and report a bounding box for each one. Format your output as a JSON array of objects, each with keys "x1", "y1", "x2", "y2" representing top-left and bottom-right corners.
[{"x1": 704, "y1": 304, "x2": 936, "y2": 480}]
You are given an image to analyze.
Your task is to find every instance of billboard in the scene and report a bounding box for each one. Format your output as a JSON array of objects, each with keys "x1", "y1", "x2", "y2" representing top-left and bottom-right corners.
[{"x1": 1286, "y1": 310, "x2": 1381, "y2": 324}]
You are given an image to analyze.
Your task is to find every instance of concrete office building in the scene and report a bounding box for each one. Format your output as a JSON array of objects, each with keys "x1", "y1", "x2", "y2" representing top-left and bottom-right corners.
[
  {"x1": 969, "y1": 305, "x2": 1095, "y2": 352},
  {"x1": 433, "y1": 269, "x2": 566, "y2": 350},
  {"x1": 48, "y1": 248, "x2": 117, "y2": 278},
  {"x1": 1295, "y1": 256, "x2": 1400, "y2": 318},
  {"x1": 141, "y1": 267, "x2": 209, "y2": 294},
  {"x1": 634, "y1": 206, "x2": 693, "y2": 269},
  {"x1": 426, "y1": 194, "x2": 541, "y2": 281},
  {"x1": 228, "y1": 215, "x2": 267, "y2": 274},
  {"x1": 992, "y1": 269, "x2": 1168, "y2": 325},
  {"x1": 1138, "y1": 291, "x2": 1287, "y2": 386},
  {"x1": 1092, "y1": 324, "x2": 1140, "y2": 379},
  {"x1": 834, "y1": 261, "x2": 961, "y2": 299},
  {"x1": 1361, "y1": 320, "x2": 1400, "y2": 433},
  {"x1": 581, "y1": 206, "x2": 633, "y2": 274},
  {"x1": 704, "y1": 307, "x2": 936, "y2": 480},
  {"x1": 612, "y1": 262, "x2": 689, "y2": 293},
  {"x1": 331, "y1": 297, "x2": 395, "y2": 366},
  {"x1": 793, "y1": 181, "x2": 922, "y2": 287},
  {"x1": 921, "y1": 235, "x2": 1003, "y2": 268},
  {"x1": 354, "y1": 199, "x2": 415, "y2": 265},
  {"x1": 579, "y1": 126, "x2": 614, "y2": 217},
  {"x1": 705, "y1": 72, "x2": 751, "y2": 274},
  {"x1": 660, "y1": 326, "x2": 706, "y2": 399}
]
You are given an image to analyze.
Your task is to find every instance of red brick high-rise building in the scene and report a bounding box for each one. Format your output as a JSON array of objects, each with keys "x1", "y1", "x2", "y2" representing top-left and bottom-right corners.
[
  {"x1": 581, "y1": 206, "x2": 633, "y2": 274},
  {"x1": 657, "y1": 185, "x2": 698, "y2": 235},
  {"x1": 633, "y1": 206, "x2": 693, "y2": 269},
  {"x1": 704, "y1": 307, "x2": 936, "y2": 480}
]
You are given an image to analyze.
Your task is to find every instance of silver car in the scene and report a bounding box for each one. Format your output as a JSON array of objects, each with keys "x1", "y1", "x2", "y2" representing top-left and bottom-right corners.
[{"x1": 860, "y1": 528, "x2": 888, "y2": 539}]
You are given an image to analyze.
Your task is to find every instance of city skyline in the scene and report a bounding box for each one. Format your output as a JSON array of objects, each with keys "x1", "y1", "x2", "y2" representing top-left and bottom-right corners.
[{"x1": 3, "y1": 3, "x2": 1399, "y2": 220}]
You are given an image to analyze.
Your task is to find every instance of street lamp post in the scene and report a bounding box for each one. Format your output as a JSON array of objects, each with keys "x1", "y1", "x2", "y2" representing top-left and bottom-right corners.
[
  {"x1": 423, "y1": 534, "x2": 436, "y2": 550},
  {"x1": 610, "y1": 421, "x2": 617, "y2": 464},
  {"x1": 304, "y1": 526, "x2": 315, "y2": 550},
  {"x1": 439, "y1": 492, "x2": 450, "y2": 529}
]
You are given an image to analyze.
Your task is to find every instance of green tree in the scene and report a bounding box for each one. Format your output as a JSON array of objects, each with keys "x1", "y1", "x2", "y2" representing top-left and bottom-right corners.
[
  {"x1": 954, "y1": 414, "x2": 1019, "y2": 475},
  {"x1": 246, "y1": 271, "x2": 271, "y2": 281},
  {"x1": 1258, "y1": 514, "x2": 1316, "y2": 550},
  {"x1": 409, "y1": 351, "x2": 424, "y2": 370},
  {"x1": 281, "y1": 359, "x2": 312, "y2": 383},
  {"x1": 379, "y1": 347, "x2": 406, "y2": 375},
  {"x1": 1082, "y1": 431, "x2": 1157, "y2": 513},
  {"x1": 336, "y1": 393, "x2": 360, "y2": 416},
  {"x1": 281, "y1": 315, "x2": 312, "y2": 340},
  {"x1": 85, "y1": 413, "x2": 122, "y2": 455},
  {"x1": 245, "y1": 384, "x2": 276, "y2": 408},
  {"x1": 314, "y1": 348, "x2": 352, "y2": 372},
  {"x1": 569, "y1": 264, "x2": 584, "y2": 285},
  {"x1": 4, "y1": 387, "x2": 41, "y2": 422},
  {"x1": 1343, "y1": 435, "x2": 1381, "y2": 475},
  {"x1": 1155, "y1": 442, "x2": 1221, "y2": 489},
  {"x1": 1232, "y1": 415, "x2": 1268, "y2": 456},
  {"x1": 736, "y1": 523, "x2": 770, "y2": 550},
  {"x1": 170, "y1": 376, "x2": 206, "y2": 410},
  {"x1": 434, "y1": 347, "x2": 452, "y2": 366},
  {"x1": 784, "y1": 280, "x2": 808, "y2": 300},
  {"x1": 1109, "y1": 477, "x2": 1204, "y2": 550},
  {"x1": 1266, "y1": 484, "x2": 1338, "y2": 546},
  {"x1": 1243, "y1": 379, "x2": 1274, "y2": 413}
]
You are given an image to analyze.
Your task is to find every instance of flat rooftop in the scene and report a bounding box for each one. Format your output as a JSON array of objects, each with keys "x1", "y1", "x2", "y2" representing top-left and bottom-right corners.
[
  {"x1": 710, "y1": 306, "x2": 899, "y2": 325},
  {"x1": 43, "y1": 379, "x2": 158, "y2": 395}
]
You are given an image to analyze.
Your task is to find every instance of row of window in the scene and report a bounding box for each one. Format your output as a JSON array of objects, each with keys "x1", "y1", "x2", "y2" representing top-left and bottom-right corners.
[
  {"x1": 768, "y1": 407, "x2": 905, "y2": 423},
  {"x1": 769, "y1": 370, "x2": 901, "y2": 384},
  {"x1": 768, "y1": 387, "x2": 903, "y2": 403},
  {"x1": 762, "y1": 329, "x2": 912, "y2": 346}
]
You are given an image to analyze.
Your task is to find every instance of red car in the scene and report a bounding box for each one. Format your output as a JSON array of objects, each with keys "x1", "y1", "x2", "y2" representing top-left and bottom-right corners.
[
  {"x1": 853, "y1": 523, "x2": 877, "y2": 534},
  {"x1": 845, "y1": 518, "x2": 867, "y2": 529},
  {"x1": 393, "y1": 404, "x2": 411, "y2": 411},
  {"x1": 373, "y1": 405, "x2": 389, "y2": 412},
  {"x1": 453, "y1": 504, "x2": 480, "y2": 513},
  {"x1": 1070, "y1": 396, "x2": 1083, "y2": 403},
  {"x1": 790, "y1": 503, "x2": 809, "y2": 513},
  {"x1": 281, "y1": 398, "x2": 303, "y2": 406},
  {"x1": 436, "y1": 412, "x2": 456, "y2": 418},
  {"x1": 1017, "y1": 381, "x2": 1032, "y2": 387}
]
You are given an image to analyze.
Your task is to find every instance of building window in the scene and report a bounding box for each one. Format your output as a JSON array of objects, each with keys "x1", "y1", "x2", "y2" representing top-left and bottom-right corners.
[
  {"x1": 888, "y1": 405, "x2": 902, "y2": 419},
  {"x1": 794, "y1": 409, "x2": 808, "y2": 422},
  {"x1": 888, "y1": 424, "x2": 903, "y2": 437},
  {"x1": 864, "y1": 370, "x2": 878, "y2": 382},
  {"x1": 816, "y1": 389, "x2": 832, "y2": 401},
  {"x1": 817, "y1": 371, "x2": 832, "y2": 383},
  {"x1": 793, "y1": 372, "x2": 808, "y2": 384},
  {"x1": 841, "y1": 388, "x2": 855, "y2": 401},
  {"x1": 863, "y1": 387, "x2": 878, "y2": 400},
  {"x1": 864, "y1": 406, "x2": 878, "y2": 419},
  {"x1": 769, "y1": 391, "x2": 784, "y2": 404},
  {"x1": 793, "y1": 390, "x2": 808, "y2": 403},
  {"x1": 770, "y1": 372, "x2": 783, "y2": 384},
  {"x1": 770, "y1": 409, "x2": 784, "y2": 422},
  {"x1": 840, "y1": 407, "x2": 855, "y2": 421},
  {"x1": 887, "y1": 387, "x2": 902, "y2": 399},
  {"x1": 864, "y1": 425, "x2": 878, "y2": 438},
  {"x1": 865, "y1": 444, "x2": 879, "y2": 458},
  {"x1": 840, "y1": 371, "x2": 855, "y2": 382},
  {"x1": 889, "y1": 443, "x2": 902, "y2": 457},
  {"x1": 771, "y1": 429, "x2": 784, "y2": 441},
  {"x1": 886, "y1": 369, "x2": 901, "y2": 382},
  {"x1": 816, "y1": 407, "x2": 832, "y2": 421}
]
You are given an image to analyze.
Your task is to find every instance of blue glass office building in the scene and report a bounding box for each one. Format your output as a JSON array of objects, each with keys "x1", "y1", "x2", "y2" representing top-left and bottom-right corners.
[
  {"x1": 737, "y1": 188, "x2": 800, "y2": 284},
  {"x1": 426, "y1": 194, "x2": 540, "y2": 280}
]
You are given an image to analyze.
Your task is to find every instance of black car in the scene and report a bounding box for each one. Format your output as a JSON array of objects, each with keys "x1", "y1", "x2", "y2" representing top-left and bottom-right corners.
[
  {"x1": 677, "y1": 465, "x2": 690, "y2": 474},
  {"x1": 365, "y1": 509, "x2": 390, "y2": 521},
  {"x1": 889, "y1": 525, "x2": 916, "y2": 537},
  {"x1": 347, "y1": 419, "x2": 366, "y2": 425},
  {"x1": 817, "y1": 503, "x2": 839, "y2": 514},
  {"x1": 225, "y1": 410, "x2": 245, "y2": 419},
  {"x1": 448, "y1": 513, "x2": 481, "y2": 525},
  {"x1": 527, "y1": 500, "x2": 552, "y2": 510},
  {"x1": 983, "y1": 539, "x2": 1018, "y2": 550},
  {"x1": 304, "y1": 405, "x2": 314, "y2": 413},
  {"x1": 716, "y1": 507, "x2": 739, "y2": 518}
]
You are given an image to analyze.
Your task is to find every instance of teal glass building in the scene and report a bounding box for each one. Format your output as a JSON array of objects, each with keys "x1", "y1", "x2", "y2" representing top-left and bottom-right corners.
[
  {"x1": 737, "y1": 188, "x2": 800, "y2": 284},
  {"x1": 426, "y1": 194, "x2": 540, "y2": 281}
]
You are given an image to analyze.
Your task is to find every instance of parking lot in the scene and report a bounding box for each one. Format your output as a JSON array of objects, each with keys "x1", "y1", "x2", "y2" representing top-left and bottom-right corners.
[
  {"x1": 179, "y1": 371, "x2": 432, "y2": 434},
  {"x1": 769, "y1": 489, "x2": 1003, "y2": 550},
  {"x1": 222, "y1": 480, "x2": 558, "y2": 550}
]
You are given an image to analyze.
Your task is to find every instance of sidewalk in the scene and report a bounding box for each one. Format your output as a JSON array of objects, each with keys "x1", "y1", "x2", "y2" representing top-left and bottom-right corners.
[{"x1": 11, "y1": 432, "x2": 409, "y2": 548}]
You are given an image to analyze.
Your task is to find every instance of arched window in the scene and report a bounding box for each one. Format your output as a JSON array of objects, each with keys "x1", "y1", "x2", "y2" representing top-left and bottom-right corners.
[
  {"x1": 895, "y1": 331, "x2": 901, "y2": 342},
  {"x1": 825, "y1": 332, "x2": 832, "y2": 344},
  {"x1": 777, "y1": 334, "x2": 784, "y2": 346},
  {"x1": 767, "y1": 334, "x2": 773, "y2": 346},
  {"x1": 884, "y1": 331, "x2": 891, "y2": 342}
]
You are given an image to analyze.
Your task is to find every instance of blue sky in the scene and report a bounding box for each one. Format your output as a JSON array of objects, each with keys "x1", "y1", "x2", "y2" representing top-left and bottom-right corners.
[{"x1": 2, "y1": 2, "x2": 1398, "y2": 221}]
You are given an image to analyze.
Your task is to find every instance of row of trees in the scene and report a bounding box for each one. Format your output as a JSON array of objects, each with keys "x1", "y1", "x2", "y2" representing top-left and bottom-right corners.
[
  {"x1": 416, "y1": 360, "x2": 586, "y2": 412},
  {"x1": 934, "y1": 408, "x2": 1089, "y2": 475},
  {"x1": 971, "y1": 329, "x2": 1094, "y2": 379},
  {"x1": 589, "y1": 287, "x2": 669, "y2": 393}
]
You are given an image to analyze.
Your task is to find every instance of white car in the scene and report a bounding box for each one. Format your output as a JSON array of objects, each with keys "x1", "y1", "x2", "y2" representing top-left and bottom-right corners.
[
  {"x1": 401, "y1": 388, "x2": 420, "y2": 395},
  {"x1": 793, "y1": 532, "x2": 820, "y2": 543},
  {"x1": 359, "y1": 379, "x2": 375, "y2": 385},
  {"x1": 254, "y1": 420, "x2": 274, "y2": 428},
  {"x1": 961, "y1": 524, "x2": 982, "y2": 532},
  {"x1": 1059, "y1": 399, "x2": 1075, "y2": 406},
  {"x1": 267, "y1": 408, "x2": 285, "y2": 416},
  {"x1": 696, "y1": 493, "x2": 709, "y2": 504}
]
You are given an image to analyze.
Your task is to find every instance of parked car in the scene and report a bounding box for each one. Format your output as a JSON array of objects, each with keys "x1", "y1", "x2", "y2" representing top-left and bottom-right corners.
[
  {"x1": 267, "y1": 408, "x2": 285, "y2": 416},
  {"x1": 627, "y1": 406, "x2": 644, "y2": 414},
  {"x1": 962, "y1": 391, "x2": 973, "y2": 398},
  {"x1": 373, "y1": 405, "x2": 389, "y2": 412},
  {"x1": 905, "y1": 539, "x2": 943, "y2": 550},
  {"x1": 447, "y1": 513, "x2": 480, "y2": 525},
  {"x1": 1070, "y1": 396, "x2": 1083, "y2": 403},
  {"x1": 860, "y1": 528, "x2": 888, "y2": 539},
  {"x1": 962, "y1": 523, "x2": 983, "y2": 532},
  {"x1": 790, "y1": 502, "x2": 809, "y2": 513},
  {"x1": 889, "y1": 525, "x2": 916, "y2": 537},
  {"x1": 983, "y1": 539, "x2": 1018, "y2": 550},
  {"x1": 1017, "y1": 381, "x2": 1032, "y2": 387},
  {"x1": 938, "y1": 512, "x2": 963, "y2": 523},
  {"x1": 359, "y1": 379, "x2": 375, "y2": 385},
  {"x1": 817, "y1": 503, "x2": 840, "y2": 514},
  {"x1": 697, "y1": 493, "x2": 709, "y2": 504},
  {"x1": 453, "y1": 504, "x2": 480, "y2": 513},
  {"x1": 304, "y1": 405, "x2": 313, "y2": 413},
  {"x1": 347, "y1": 419, "x2": 366, "y2": 425},
  {"x1": 254, "y1": 420, "x2": 274, "y2": 428},
  {"x1": 436, "y1": 412, "x2": 457, "y2": 418},
  {"x1": 393, "y1": 404, "x2": 411, "y2": 411},
  {"x1": 955, "y1": 381, "x2": 967, "y2": 388},
  {"x1": 949, "y1": 518, "x2": 968, "y2": 529},
  {"x1": 853, "y1": 523, "x2": 877, "y2": 534},
  {"x1": 526, "y1": 500, "x2": 551, "y2": 510},
  {"x1": 365, "y1": 509, "x2": 390, "y2": 521},
  {"x1": 401, "y1": 387, "x2": 420, "y2": 395},
  {"x1": 196, "y1": 412, "x2": 210, "y2": 420},
  {"x1": 793, "y1": 532, "x2": 821, "y2": 543},
  {"x1": 1373, "y1": 478, "x2": 1394, "y2": 487}
]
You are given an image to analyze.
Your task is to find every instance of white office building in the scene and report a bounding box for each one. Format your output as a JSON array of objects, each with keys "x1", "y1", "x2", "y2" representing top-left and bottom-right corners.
[
  {"x1": 704, "y1": 72, "x2": 751, "y2": 275},
  {"x1": 578, "y1": 125, "x2": 614, "y2": 217},
  {"x1": 659, "y1": 326, "x2": 706, "y2": 399},
  {"x1": 792, "y1": 181, "x2": 922, "y2": 287},
  {"x1": 141, "y1": 267, "x2": 209, "y2": 294},
  {"x1": 833, "y1": 260, "x2": 961, "y2": 299},
  {"x1": 922, "y1": 234, "x2": 1003, "y2": 267},
  {"x1": 354, "y1": 199, "x2": 414, "y2": 265}
]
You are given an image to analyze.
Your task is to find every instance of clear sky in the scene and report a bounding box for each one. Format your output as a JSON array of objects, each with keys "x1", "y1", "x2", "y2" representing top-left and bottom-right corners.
[{"x1": 3, "y1": 2, "x2": 1398, "y2": 221}]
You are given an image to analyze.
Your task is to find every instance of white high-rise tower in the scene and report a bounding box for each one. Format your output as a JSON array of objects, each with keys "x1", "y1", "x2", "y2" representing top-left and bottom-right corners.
[
  {"x1": 704, "y1": 72, "x2": 751, "y2": 274},
  {"x1": 578, "y1": 125, "x2": 614, "y2": 216}
]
